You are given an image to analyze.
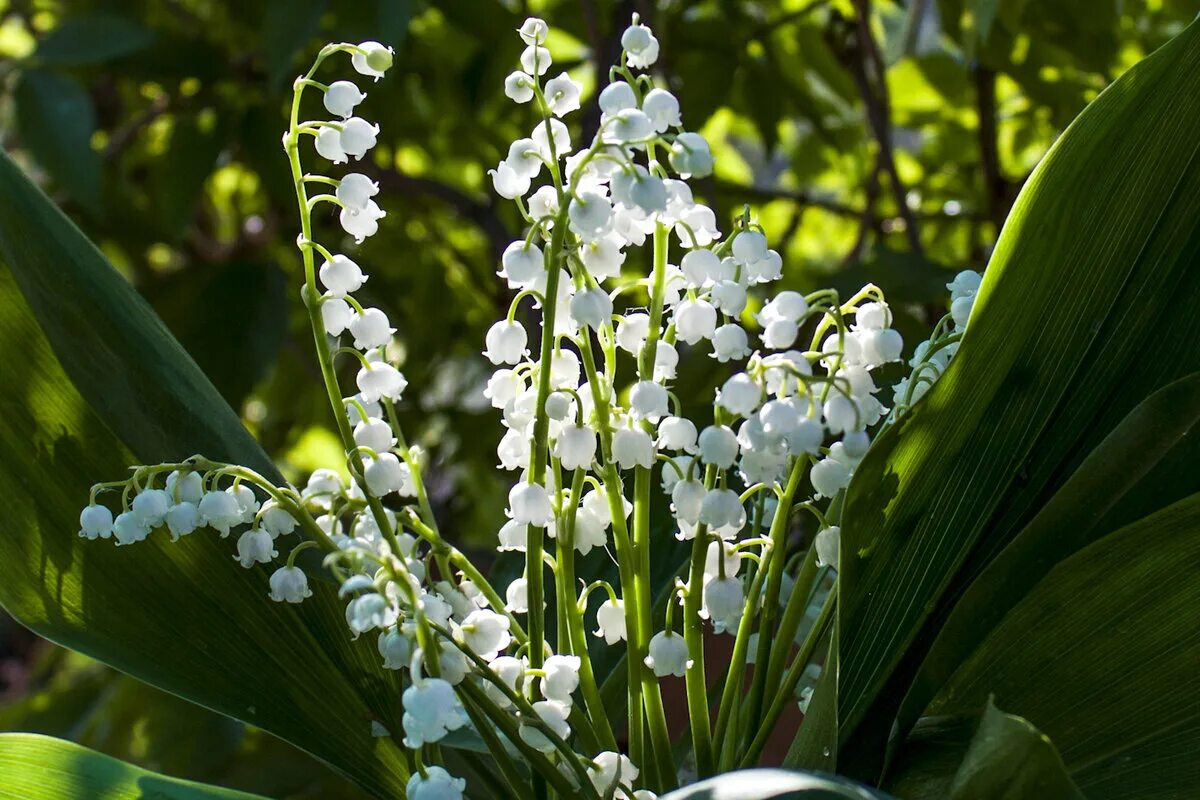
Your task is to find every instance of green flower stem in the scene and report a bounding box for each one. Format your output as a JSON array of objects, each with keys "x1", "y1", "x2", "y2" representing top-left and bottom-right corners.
[
  {"x1": 433, "y1": 625, "x2": 601, "y2": 798},
  {"x1": 458, "y1": 691, "x2": 533, "y2": 797},
  {"x1": 284, "y1": 58, "x2": 435, "y2": 675},
  {"x1": 712, "y1": 537, "x2": 775, "y2": 763},
  {"x1": 632, "y1": 465, "x2": 677, "y2": 791},
  {"x1": 561, "y1": 466, "x2": 618, "y2": 751},
  {"x1": 455, "y1": 680, "x2": 577, "y2": 796},
  {"x1": 526, "y1": 204, "x2": 571, "y2": 673},
  {"x1": 682, "y1": 464, "x2": 718, "y2": 778},
  {"x1": 742, "y1": 457, "x2": 807, "y2": 742},
  {"x1": 739, "y1": 594, "x2": 835, "y2": 767},
  {"x1": 761, "y1": 550, "x2": 824, "y2": 712},
  {"x1": 577, "y1": 332, "x2": 646, "y2": 775}
]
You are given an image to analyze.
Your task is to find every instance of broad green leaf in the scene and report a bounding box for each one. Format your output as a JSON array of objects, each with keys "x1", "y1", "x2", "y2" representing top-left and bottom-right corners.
[
  {"x1": 835, "y1": 20, "x2": 1200, "y2": 778},
  {"x1": 892, "y1": 371, "x2": 1200, "y2": 742},
  {"x1": 659, "y1": 768, "x2": 893, "y2": 800},
  {"x1": 0, "y1": 733, "x2": 267, "y2": 800},
  {"x1": 930, "y1": 492, "x2": 1200, "y2": 799},
  {"x1": 784, "y1": 633, "x2": 838, "y2": 772},
  {"x1": 947, "y1": 699, "x2": 1082, "y2": 800},
  {"x1": 33, "y1": 14, "x2": 155, "y2": 66},
  {"x1": 14, "y1": 69, "x2": 101, "y2": 213},
  {"x1": 0, "y1": 149, "x2": 409, "y2": 797}
]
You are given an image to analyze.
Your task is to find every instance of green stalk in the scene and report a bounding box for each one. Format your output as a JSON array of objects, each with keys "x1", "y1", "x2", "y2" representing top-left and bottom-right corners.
[
  {"x1": 682, "y1": 464, "x2": 718, "y2": 777},
  {"x1": 526, "y1": 204, "x2": 571, "y2": 672},
  {"x1": 739, "y1": 594, "x2": 835, "y2": 767},
  {"x1": 742, "y1": 458, "x2": 807, "y2": 744}
]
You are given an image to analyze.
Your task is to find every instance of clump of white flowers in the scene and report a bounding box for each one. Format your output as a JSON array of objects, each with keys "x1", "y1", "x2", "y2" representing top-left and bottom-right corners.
[{"x1": 78, "y1": 19, "x2": 977, "y2": 798}]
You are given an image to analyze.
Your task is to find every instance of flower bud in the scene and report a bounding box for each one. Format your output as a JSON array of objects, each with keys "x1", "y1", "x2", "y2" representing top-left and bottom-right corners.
[
  {"x1": 669, "y1": 132, "x2": 713, "y2": 178},
  {"x1": 352, "y1": 41, "x2": 393, "y2": 80}
]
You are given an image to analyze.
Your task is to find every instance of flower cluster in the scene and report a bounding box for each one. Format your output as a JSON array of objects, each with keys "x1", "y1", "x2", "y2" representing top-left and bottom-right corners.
[{"x1": 77, "y1": 19, "x2": 978, "y2": 800}]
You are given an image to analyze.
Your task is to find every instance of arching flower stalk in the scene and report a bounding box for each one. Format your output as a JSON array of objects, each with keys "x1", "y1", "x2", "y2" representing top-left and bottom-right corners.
[{"x1": 77, "y1": 18, "x2": 973, "y2": 799}]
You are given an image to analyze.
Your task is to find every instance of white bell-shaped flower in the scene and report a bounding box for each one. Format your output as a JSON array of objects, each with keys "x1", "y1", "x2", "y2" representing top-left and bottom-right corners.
[
  {"x1": 762, "y1": 318, "x2": 800, "y2": 350},
  {"x1": 79, "y1": 504, "x2": 114, "y2": 540},
  {"x1": 616, "y1": 313, "x2": 650, "y2": 353},
  {"x1": 553, "y1": 424, "x2": 596, "y2": 471},
  {"x1": 569, "y1": 287, "x2": 613, "y2": 330},
  {"x1": 698, "y1": 424, "x2": 739, "y2": 468},
  {"x1": 520, "y1": 699, "x2": 571, "y2": 752},
  {"x1": 235, "y1": 528, "x2": 277, "y2": 568},
  {"x1": 166, "y1": 470, "x2": 204, "y2": 505},
  {"x1": 715, "y1": 374, "x2": 763, "y2": 419},
  {"x1": 270, "y1": 566, "x2": 312, "y2": 604},
  {"x1": 315, "y1": 127, "x2": 347, "y2": 164},
  {"x1": 645, "y1": 630, "x2": 690, "y2": 677},
  {"x1": 518, "y1": 17, "x2": 548, "y2": 45},
  {"x1": 131, "y1": 488, "x2": 170, "y2": 528},
  {"x1": 810, "y1": 456, "x2": 851, "y2": 499},
  {"x1": 520, "y1": 44, "x2": 552, "y2": 76},
  {"x1": 589, "y1": 751, "x2": 640, "y2": 795},
  {"x1": 356, "y1": 362, "x2": 407, "y2": 403},
  {"x1": 500, "y1": 241, "x2": 543, "y2": 287},
  {"x1": 680, "y1": 248, "x2": 719, "y2": 288},
  {"x1": 504, "y1": 70, "x2": 535, "y2": 103},
  {"x1": 364, "y1": 452, "x2": 405, "y2": 496},
  {"x1": 323, "y1": 80, "x2": 365, "y2": 117},
  {"x1": 544, "y1": 72, "x2": 582, "y2": 117},
  {"x1": 629, "y1": 380, "x2": 669, "y2": 421},
  {"x1": 259, "y1": 500, "x2": 297, "y2": 538},
  {"x1": 459, "y1": 609, "x2": 512, "y2": 660},
  {"x1": 568, "y1": 191, "x2": 613, "y2": 240},
  {"x1": 509, "y1": 482, "x2": 552, "y2": 527},
  {"x1": 339, "y1": 199, "x2": 386, "y2": 243},
  {"x1": 703, "y1": 576, "x2": 744, "y2": 634},
  {"x1": 605, "y1": 108, "x2": 654, "y2": 144},
  {"x1": 319, "y1": 254, "x2": 367, "y2": 297},
  {"x1": 402, "y1": 677, "x2": 468, "y2": 748},
  {"x1": 671, "y1": 479, "x2": 705, "y2": 525},
  {"x1": 822, "y1": 395, "x2": 860, "y2": 435},
  {"x1": 227, "y1": 484, "x2": 259, "y2": 524},
  {"x1": 198, "y1": 490, "x2": 242, "y2": 535},
  {"x1": 484, "y1": 320, "x2": 528, "y2": 365},
  {"x1": 505, "y1": 576, "x2": 529, "y2": 613},
  {"x1": 542, "y1": 654, "x2": 581, "y2": 704},
  {"x1": 490, "y1": 160, "x2": 531, "y2": 200},
  {"x1": 657, "y1": 416, "x2": 698, "y2": 453},
  {"x1": 336, "y1": 173, "x2": 379, "y2": 211},
  {"x1": 378, "y1": 627, "x2": 413, "y2": 669},
  {"x1": 346, "y1": 592, "x2": 391, "y2": 636},
  {"x1": 712, "y1": 323, "x2": 751, "y2": 363},
  {"x1": 339, "y1": 117, "x2": 380, "y2": 159},
  {"x1": 483, "y1": 655, "x2": 525, "y2": 707},
  {"x1": 505, "y1": 138, "x2": 543, "y2": 180},
  {"x1": 349, "y1": 308, "x2": 394, "y2": 350},
  {"x1": 598, "y1": 81, "x2": 637, "y2": 115},
  {"x1": 621, "y1": 19, "x2": 660, "y2": 69},
  {"x1": 579, "y1": 236, "x2": 625, "y2": 281},
  {"x1": 322, "y1": 297, "x2": 353, "y2": 335},
  {"x1": 612, "y1": 426, "x2": 655, "y2": 469},
  {"x1": 669, "y1": 132, "x2": 713, "y2": 178},
  {"x1": 654, "y1": 340, "x2": 679, "y2": 381},
  {"x1": 643, "y1": 88, "x2": 681, "y2": 132},
  {"x1": 815, "y1": 526, "x2": 841, "y2": 570},
  {"x1": 532, "y1": 118, "x2": 571, "y2": 159},
  {"x1": 699, "y1": 488, "x2": 743, "y2": 529},
  {"x1": 674, "y1": 298, "x2": 717, "y2": 344},
  {"x1": 406, "y1": 767, "x2": 466, "y2": 800},
  {"x1": 352, "y1": 41, "x2": 393, "y2": 81},
  {"x1": 112, "y1": 511, "x2": 150, "y2": 546},
  {"x1": 354, "y1": 418, "x2": 395, "y2": 452},
  {"x1": 594, "y1": 597, "x2": 627, "y2": 644}
]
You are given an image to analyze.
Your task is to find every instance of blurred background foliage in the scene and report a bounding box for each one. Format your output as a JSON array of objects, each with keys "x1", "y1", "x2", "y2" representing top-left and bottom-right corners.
[{"x1": 0, "y1": 0, "x2": 1194, "y2": 795}]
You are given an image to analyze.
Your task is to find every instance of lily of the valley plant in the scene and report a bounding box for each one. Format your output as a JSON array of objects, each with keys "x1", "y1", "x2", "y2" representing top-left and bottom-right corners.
[{"x1": 77, "y1": 17, "x2": 978, "y2": 800}]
